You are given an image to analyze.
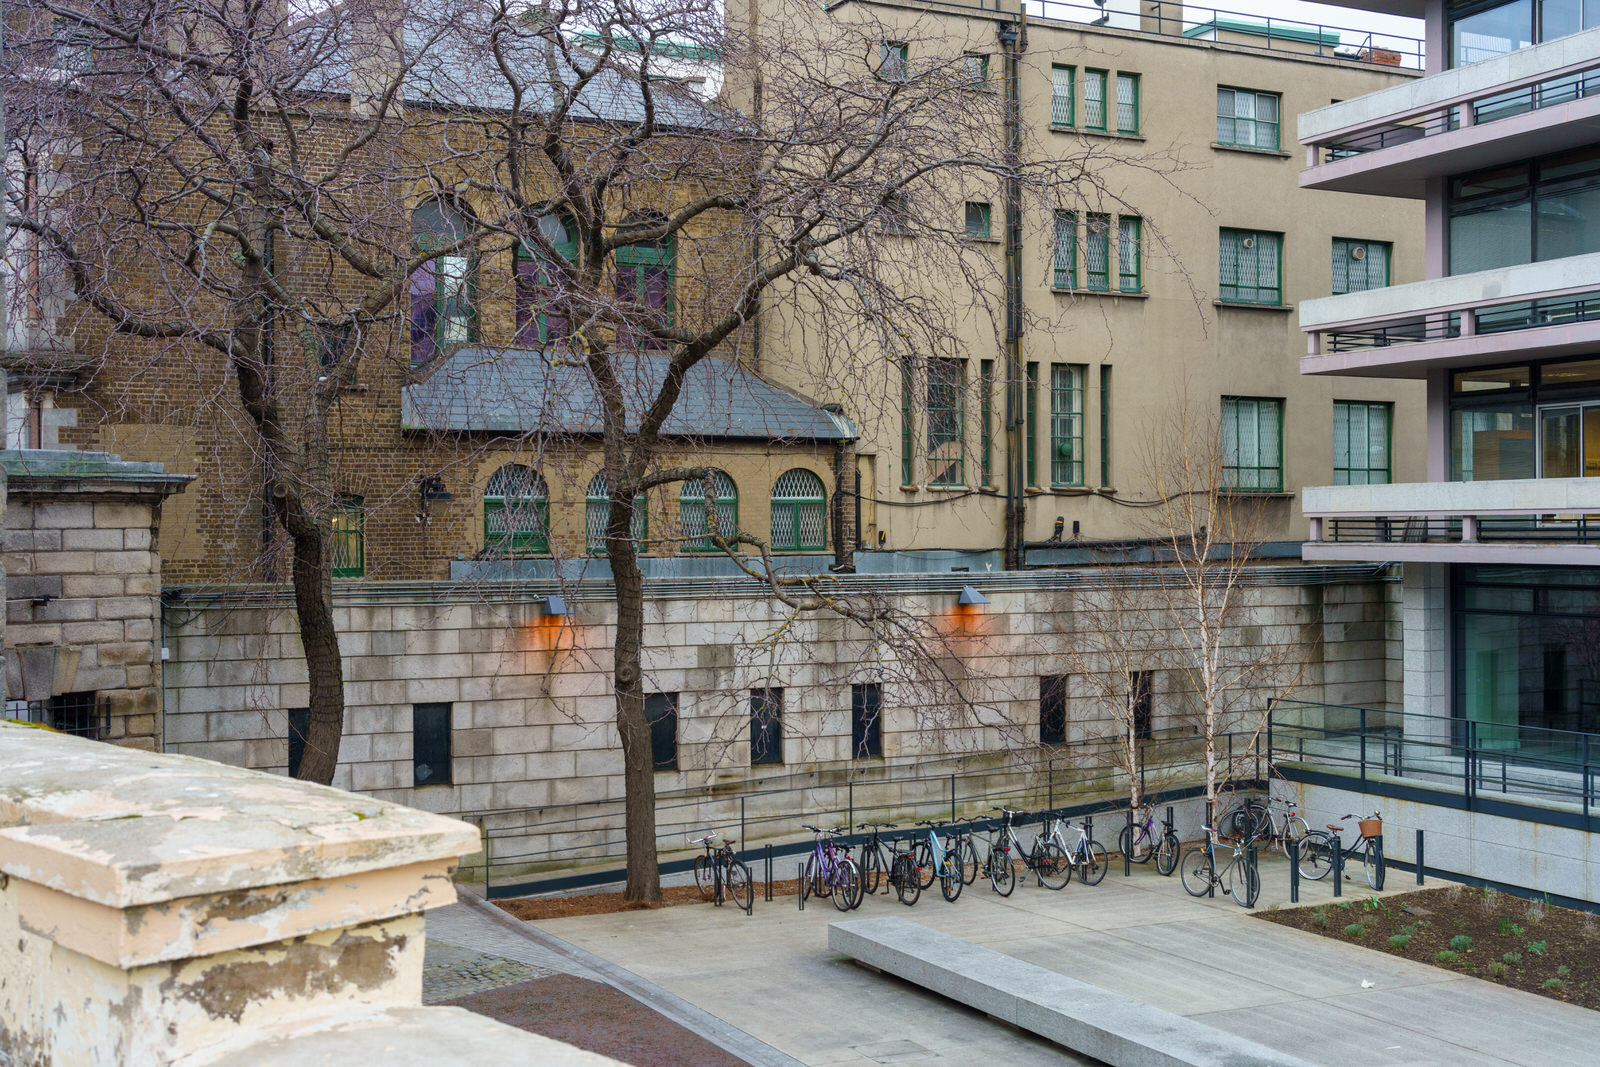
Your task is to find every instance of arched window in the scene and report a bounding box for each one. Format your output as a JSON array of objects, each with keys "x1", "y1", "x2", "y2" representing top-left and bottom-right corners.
[
  {"x1": 516, "y1": 211, "x2": 578, "y2": 345},
  {"x1": 585, "y1": 472, "x2": 647, "y2": 554},
  {"x1": 679, "y1": 470, "x2": 737, "y2": 552},
  {"x1": 410, "y1": 198, "x2": 476, "y2": 365},
  {"x1": 615, "y1": 214, "x2": 675, "y2": 349},
  {"x1": 770, "y1": 469, "x2": 827, "y2": 552},
  {"x1": 484, "y1": 464, "x2": 549, "y2": 555}
]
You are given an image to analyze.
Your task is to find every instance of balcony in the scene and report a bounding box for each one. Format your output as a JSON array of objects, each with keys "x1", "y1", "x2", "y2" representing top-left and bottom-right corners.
[
  {"x1": 1299, "y1": 26, "x2": 1600, "y2": 197},
  {"x1": 1302, "y1": 477, "x2": 1600, "y2": 564},
  {"x1": 1299, "y1": 252, "x2": 1600, "y2": 378}
]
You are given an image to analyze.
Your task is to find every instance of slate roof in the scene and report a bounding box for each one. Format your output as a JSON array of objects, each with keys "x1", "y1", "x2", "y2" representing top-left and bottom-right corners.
[{"x1": 401, "y1": 347, "x2": 857, "y2": 442}]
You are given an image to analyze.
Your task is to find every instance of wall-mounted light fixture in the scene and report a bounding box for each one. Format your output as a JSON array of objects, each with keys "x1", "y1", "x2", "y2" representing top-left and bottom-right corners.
[
  {"x1": 543, "y1": 595, "x2": 569, "y2": 617},
  {"x1": 958, "y1": 585, "x2": 989, "y2": 606},
  {"x1": 415, "y1": 475, "x2": 452, "y2": 523}
]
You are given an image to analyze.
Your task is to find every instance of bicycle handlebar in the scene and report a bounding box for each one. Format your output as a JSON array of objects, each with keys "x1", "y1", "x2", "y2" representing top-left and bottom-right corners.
[
  {"x1": 688, "y1": 833, "x2": 717, "y2": 844},
  {"x1": 857, "y1": 822, "x2": 897, "y2": 830}
]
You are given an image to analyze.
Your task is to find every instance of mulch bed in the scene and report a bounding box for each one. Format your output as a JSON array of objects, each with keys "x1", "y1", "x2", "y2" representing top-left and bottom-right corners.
[
  {"x1": 496, "y1": 879, "x2": 803, "y2": 920},
  {"x1": 1259, "y1": 885, "x2": 1600, "y2": 1010}
]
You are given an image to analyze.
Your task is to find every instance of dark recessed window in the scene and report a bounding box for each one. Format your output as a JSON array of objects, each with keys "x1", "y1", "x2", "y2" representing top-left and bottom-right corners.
[
  {"x1": 851, "y1": 683, "x2": 884, "y2": 759},
  {"x1": 646, "y1": 692, "x2": 679, "y2": 771},
  {"x1": 49, "y1": 691, "x2": 100, "y2": 739},
  {"x1": 288, "y1": 707, "x2": 310, "y2": 776},
  {"x1": 1130, "y1": 672, "x2": 1153, "y2": 741},
  {"x1": 750, "y1": 687, "x2": 784, "y2": 765},
  {"x1": 1040, "y1": 675, "x2": 1067, "y2": 745},
  {"x1": 413, "y1": 703, "x2": 453, "y2": 786}
]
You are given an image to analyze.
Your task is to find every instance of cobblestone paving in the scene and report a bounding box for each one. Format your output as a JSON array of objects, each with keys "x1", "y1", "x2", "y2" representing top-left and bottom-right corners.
[{"x1": 421, "y1": 938, "x2": 555, "y2": 1004}]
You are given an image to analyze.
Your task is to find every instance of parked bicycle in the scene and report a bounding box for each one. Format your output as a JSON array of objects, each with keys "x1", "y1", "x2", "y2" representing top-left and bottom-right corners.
[
  {"x1": 887, "y1": 829, "x2": 924, "y2": 906},
  {"x1": 912, "y1": 820, "x2": 976, "y2": 891},
  {"x1": 1244, "y1": 796, "x2": 1310, "y2": 857},
  {"x1": 983, "y1": 807, "x2": 1069, "y2": 896},
  {"x1": 1180, "y1": 825, "x2": 1260, "y2": 908},
  {"x1": 800, "y1": 824, "x2": 863, "y2": 912},
  {"x1": 1296, "y1": 812, "x2": 1384, "y2": 890},
  {"x1": 689, "y1": 832, "x2": 753, "y2": 911},
  {"x1": 855, "y1": 822, "x2": 899, "y2": 896},
  {"x1": 1055, "y1": 815, "x2": 1108, "y2": 886},
  {"x1": 912, "y1": 820, "x2": 964, "y2": 902},
  {"x1": 1117, "y1": 804, "x2": 1181, "y2": 876}
]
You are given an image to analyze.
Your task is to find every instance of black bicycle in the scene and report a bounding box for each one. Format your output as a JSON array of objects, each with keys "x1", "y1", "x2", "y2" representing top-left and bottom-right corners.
[
  {"x1": 689, "y1": 832, "x2": 753, "y2": 911},
  {"x1": 1297, "y1": 812, "x2": 1384, "y2": 890},
  {"x1": 856, "y1": 822, "x2": 899, "y2": 895}
]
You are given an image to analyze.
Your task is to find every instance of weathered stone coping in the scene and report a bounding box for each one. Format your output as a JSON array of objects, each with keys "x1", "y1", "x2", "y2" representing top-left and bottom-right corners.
[
  {"x1": 0, "y1": 448, "x2": 193, "y2": 497},
  {"x1": 0, "y1": 723, "x2": 479, "y2": 966}
]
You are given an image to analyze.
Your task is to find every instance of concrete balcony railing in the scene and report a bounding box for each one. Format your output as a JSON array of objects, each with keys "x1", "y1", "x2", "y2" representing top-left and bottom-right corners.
[
  {"x1": 1298, "y1": 25, "x2": 1600, "y2": 197},
  {"x1": 1298, "y1": 252, "x2": 1600, "y2": 378},
  {"x1": 1302, "y1": 477, "x2": 1600, "y2": 564}
]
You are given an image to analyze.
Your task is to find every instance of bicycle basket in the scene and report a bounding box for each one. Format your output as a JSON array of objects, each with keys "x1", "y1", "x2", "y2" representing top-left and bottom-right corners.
[{"x1": 1358, "y1": 817, "x2": 1382, "y2": 838}]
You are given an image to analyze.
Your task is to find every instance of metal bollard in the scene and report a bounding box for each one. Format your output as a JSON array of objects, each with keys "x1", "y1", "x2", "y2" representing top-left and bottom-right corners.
[
  {"x1": 1289, "y1": 838, "x2": 1300, "y2": 904},
  {"x1": 714, "y1": 855, "x2": 724, "y2": 907},
  {"x1": 797, "y1": 862, "x2": 807, "y2": 911},
  {"x1": 766, "y1": 845, "x2": 774, "y2": 902},
  {"x1": 1332, "y1": 831, "x2": 1343, "y2": 898},
  {"x1": 1373, "y1": 833, "x2": 1386, "y2": 891},
  {"x1": 1416, "y1": 828, "x2": 1425, "y2": 886},
  {"x1": 1125, "y1": 809, "x2": 1133, "y2": 877},
  {"x1": 1246, "y1": 841, "x2": 1258, "y2": 909}
]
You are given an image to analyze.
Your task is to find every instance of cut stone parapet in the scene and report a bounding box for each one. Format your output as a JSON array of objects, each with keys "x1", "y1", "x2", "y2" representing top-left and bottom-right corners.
[{"x1": 829, "y1": 916, "x2": 1317, "y2": 1067}]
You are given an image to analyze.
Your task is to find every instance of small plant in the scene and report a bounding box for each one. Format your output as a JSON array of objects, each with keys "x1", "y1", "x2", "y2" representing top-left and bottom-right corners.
[
  {"x1": 1449, "y1": 934, "x2": 1473, "y2": 953},
  {"x1": 1544, "y1": 977, "x2": 1566, "y2": 991},
  {"x1": 1437, "y1": 950, "x2": 1459, "y2": 964},
  {"x1": 1337, "y1": 899, "x2": 1353, "y2": 911},
  {"x1": 1557, "y1": 965, "x2": 1571, "y2": 977},
  {"x1": 1362, "y1": 896, "x2": 1382, "y2": 912},
  {"x1": 1489, "y1": 962, "x2": 1506, "y2": 980},
  {"x1": 1444, "y1": 884, "x2": 1464, "y2": 903},
  {"x1": 1388, "y1": 933, "x2": 1411, "y2": 950},
  {"x1": 1503, "y1": 951, "x2": 1523, "y2": 965},
  {"x1": 1498, "y1": 917, "x2": 1526, "y2": 937},
  {"x1": 1480, "y1": 887, "x2": 1501, "y2": 914},
  {"x1": 1344, "y1": 923, "x2": 1365, "y2": 938},
  {"x1": 1527, "y1": 940, "x2": 1548, "y2": 956},
  {"x1": 1527, "y1": 900, "x2": 1547, "y2": 924},
  {"x1": 1400, "y1": 923, "x2": 1418, "y2": 937},
  {"x1": 1582, "y1": 912, "x2": 1598, "y2": 940},
  {"x1": 1311, "y1": 906, "x2": 1329, "y2": 929}
]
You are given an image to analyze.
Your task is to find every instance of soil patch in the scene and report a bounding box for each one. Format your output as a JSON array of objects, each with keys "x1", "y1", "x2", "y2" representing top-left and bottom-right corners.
[
  {"x1": 497, "y1": 879, "x2": 802, "y2": 920},
  {"x1": 1259, "y1": 885, "x2": 1600, "y2": 1011}
]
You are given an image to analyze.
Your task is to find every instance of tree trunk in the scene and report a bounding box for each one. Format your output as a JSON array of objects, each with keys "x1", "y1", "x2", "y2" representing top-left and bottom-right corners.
[
  {"x1": 609, "y1": 508, "x2": 661, "y2": 902},
  {"x1": 287, "y1": 517, "x2": 345, "y2": 785}
]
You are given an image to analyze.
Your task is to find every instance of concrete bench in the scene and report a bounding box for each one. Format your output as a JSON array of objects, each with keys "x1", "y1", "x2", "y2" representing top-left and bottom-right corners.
[{"x1": 829, "y1": 917, "x2": 1315, "y2": 1067}]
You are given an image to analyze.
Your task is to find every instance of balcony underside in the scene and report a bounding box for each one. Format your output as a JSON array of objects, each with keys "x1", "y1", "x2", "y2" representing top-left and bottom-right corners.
[
  {"x1": 1303, "y1": 540, "x2": 1600, "y2": 564},
  {"x1": 1301, "y1": 317, "x2": 1600, "y2": 378}
]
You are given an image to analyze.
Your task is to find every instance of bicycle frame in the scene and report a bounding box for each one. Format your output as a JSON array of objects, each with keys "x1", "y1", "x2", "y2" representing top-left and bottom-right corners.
[{"x1": 921, "y1": 824, "x2": 954, "y2": 877}]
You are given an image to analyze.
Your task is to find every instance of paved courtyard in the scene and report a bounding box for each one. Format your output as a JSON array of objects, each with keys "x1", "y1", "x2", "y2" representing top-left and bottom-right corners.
[{"x1": 445, "y1": 854, "x2": 1600, "y2": 1066}]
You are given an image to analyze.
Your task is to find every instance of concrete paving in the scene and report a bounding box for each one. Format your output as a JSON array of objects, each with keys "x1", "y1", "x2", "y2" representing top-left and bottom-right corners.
[{"x1": 526, "y1": 854, "x2": 1600, "y2": 1066}]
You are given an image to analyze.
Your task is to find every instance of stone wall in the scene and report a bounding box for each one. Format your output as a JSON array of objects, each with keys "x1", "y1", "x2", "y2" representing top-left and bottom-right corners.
[{"x1": 2, "y1": 450, "x2": 190, "y2": 748}]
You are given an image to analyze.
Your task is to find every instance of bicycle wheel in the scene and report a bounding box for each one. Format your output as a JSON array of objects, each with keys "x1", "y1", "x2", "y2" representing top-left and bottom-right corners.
[
  {"x1": 1078, "y1": 840, "x2": 1109, "y2": 886},
  {"x1": 1119, "y1": 825, "x2": 1152, "y2": 864},
  {"x1": 804, "y1": 855, "x2": 831, "y2": 899},
  {"x1": 693, "y1": 855, "x2": 714, "y2": 900},
  {"x1": 940, "y1": 862, "x2": 963, "y2": 902},
  {"x1": 1180, "y1": 847, "x2": 1214, "y2": 897},
  {"x1": 1227, "y1": 858, "x2": 1260, "y2": 909},
  {"x1": 913, "y1": 841, "x2": 936, "y2": 889},
  {"x1": 1155, "y1": 831, "x2": 1180, "y2": 876},
  {"x1": 1245, "y1": 801, "x2": 1270, "y2": 844},
  {"x1": 1363, "y1": 839, "x2": 1382, "y2": 891},
  {"x1": 1283, "y1": 816, "x2": 1310, "y2": 858},
  {"x1": 958, "y1": 837, "x2": 979, "y2": 886},
  {"x1": 987, "y1": 847, "x2": 1015, "y2": 897},
  {"x1": 1220, "y1": 806, "x2": 1253, "y2": 840},
  {"x1": 892, "y1": 854, "x2": 921, "y2": 906},
  {"x1": 1297, "y1": 832, "x2": 1333, "y2": 881},
  {"x1": 727, "y1": 860, "x2": 754, "y2": 911},
  {"x1": 1036, "y1": 841, "x2": 1071, "y2": 890},
  {"x1": 833, "y1": 856, "x2": 863, "y2": 913}
]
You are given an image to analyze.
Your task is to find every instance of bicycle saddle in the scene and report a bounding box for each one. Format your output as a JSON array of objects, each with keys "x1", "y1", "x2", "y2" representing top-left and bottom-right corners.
[{"x1": 1326, "y1": 823, "x2": 1346, "y2": 831}]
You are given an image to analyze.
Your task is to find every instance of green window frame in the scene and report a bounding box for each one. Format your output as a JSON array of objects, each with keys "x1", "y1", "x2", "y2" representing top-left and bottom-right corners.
[
  {"x1": 1099, "y1": 365, "x2": 1112, "y2": 487},
  {"x1": 1219, "y1": 228, "x2": 1282, "y2": 305},
  {"x1": 980, "y1": 358, "x2": 994, "y2": 486},
  {"x1": 410, "y1": 198, "x2": 477, "y2": 366},
  {"x1": 680, "y1": 469, "x2": 738, "y2": 552},
  {"x1": 1050, "y1": 364, "x2": 1086, "y2": 487},
  {"x1": 1216, "y1": 87, "x2": 1281, "y2": 149},
  {"x1": 1116, "y1": 73, "x2": 1141, "y2": 134},
  {"x1": 614, "y1": 232, "x2": 676, "y2": 347},
  {"x1": 1117, "y1": 216, "x2": 1142, "y2": 292},
  {"x1": 964, "y1": 201, "x2": 992, "y2": 239},
  {"x1": 1052, "y1": 211, "x2": 1077, "y2": 290},
  {"x1": 1333, "y1": 401, "x2": 1393, "y2": 485},
  {"x1": 1084, "y1": 69, "x2": 1108, "y2": 131},
  {"x1": 1050, "y1": 65, "x2": 1075, "y2": 127},
  {"x1": 1221, "y1": 396, "x2": 1284, "y2": 492},
  {"x1": 1025, "y1": 361, "x2": 1039, "y2": 487},
  {"x1": 771, "y1": 468, "x2": 827, "y2": 551},
  {"x1": 901, "y1": 364, "x2": 915, "y2": 486},
  {"x1": 331, "y1": 495, "x2": 364, "y2": 578},
  {"x1": 1086, "y1": 214, "x2": 1111, "y2": 291},
  {"x1": 584, "y1": 472, "x2": 647, "y2": 554},
  {"x1": 484, "y1": 464, "x2": 550, "y2": 555},
  {"x1": 927, "y1": 357, "x2": 966, "y2": 486},
  {"x1": 515, "y1": 211, "x2": 578, "y2": 344},
  {"x1": 1331, "y1": 237, "x2": 1392, "y2": 295},
  {"x1": 881, "y1": 41, "x2": 908, "y2": 79}
]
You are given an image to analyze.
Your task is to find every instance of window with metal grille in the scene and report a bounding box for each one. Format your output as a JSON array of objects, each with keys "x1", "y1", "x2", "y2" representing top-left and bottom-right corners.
[
  {"x1": 1216, "y1": 87, "x2": 1280, "y2": 149},
  {"x1": 980, "y1": 359, "x2": 995, "y2": 485},
  {"x1": 963, "y1": 53, "x2": 988, "y2": 85},
  {"x1": 964, "y1": 201, "x2": 992, "y2": 239},
  {"x1": 585, "y1": 472, "x2": 647, "y2": 554},
  {"x1": 1084, "y1": 69, "x2": 1108, "y2": 130},
  {"x1": 1086, "y1": 214, "x2": 1111, "y2": 291},
  {"x1": 771, "y1": 469, "x2": 827, "y2": 551},
  {"x1": 1118, "y1": 216, "x2": 1142, "y2": 292},
  {"x1": 48, "y1": 691, "x2": 100, "y2": 739},
  {"x1": 1050, "y1": 364, "x2": 1085, "y2": 487},
  {"x1": 750, "y1": 687, "x2": 784, "y2": 765},
  {"x1": 1116, "y1": 73, "x2": 1140, "y2": 133},
  {"x1": 646, "y1": 692, "x2": 678, "y2": 770},
  {"x1": 881, "y1": 41, "x2": 908, "y2": 79},
  {"x1": 927, "y1": 358, "x2": 965, "y2": 486},
  {"x1": 515, "y1": 212, "x2": 578, "y2": 344},
  {"x1": 484, "y1": 465, "x2": 549, "y2": 555},
  {"x1": 1040, "y1": 675, "x2": 1067, "y2": 745},
  {"x1": 1219, "y1": 229, "x2": 1282, "y2": 305},
  {"x1": 851, "y1": 683, "x2": 883, "y2": 759},
  {"x1": 288, "y1": 707, "x2": 310, "y2": 777},
  {"x1": 1130, "y1": 671, "x2": 1153, "y2": 741},
  {"x1": 1025, "y1": 362, "x2": 1040, "y2": 487},
  {"x1": 1331, "y1": 238, "x2": 1391, "y2": 295},
  {"x1": 409, "y1": 198, "x2": 476, "y2": 365},
  {"x1": 1050, "y1": 65, "x2": 1075, "y2": 127},
  {"x1": 413, "y1": 703, "x2": 453, "y2": 786},
  {"x1": 1333, "y1": 400, "x2": 1393, "y2": 485},
  {"x1": 1052, "y1": 211, "x2": 1077, "y2": 289},
  {"x1": 331, "y1": 495, "x2": 364, "y2": 578},
  {"x1": 901, "y1": 363, "x2": 915, "y2": 485},
  {"x1": 680, "y1": 470, "x2": 738, "y2": 551},
  {"x1": 1100, "y1": 365, "x2": 1112, "y2": 487},
  {"x1": 1221, "y1": 396, "x2": 1284, "y2": 492}
]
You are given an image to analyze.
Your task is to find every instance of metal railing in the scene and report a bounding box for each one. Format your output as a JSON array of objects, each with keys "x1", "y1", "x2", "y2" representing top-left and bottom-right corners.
[
  {"x1": 1320, "y1": 515, "x2": 1600, "y2": 546},
  {"x1": 1319, "y1": 289, "x2": 1600, "y2": 355}
]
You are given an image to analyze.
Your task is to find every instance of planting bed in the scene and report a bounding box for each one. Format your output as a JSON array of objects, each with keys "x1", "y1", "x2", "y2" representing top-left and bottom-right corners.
[{"x1": 1260, "y1": 885, "x2": 1600, "y2": 1010}]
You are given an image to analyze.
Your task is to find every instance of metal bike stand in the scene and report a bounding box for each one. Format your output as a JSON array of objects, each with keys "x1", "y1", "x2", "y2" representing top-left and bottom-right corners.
[
  {"x1": 765, "y1": 845, "x2": 774, "y2": 902},
  {"x1": 1373, "y1": 833, "x2": 1386, "y2": 891},
  {"x1": 1289, "y1": 839, "x2": 1299, "y2": 904},
  {"x1": 1124, "y1": 809, "x2": 1133, "y2": 878},
  {"x1": 714, "y1": 855, "x2": 724, "y2": 907},
  {"x1": 1245, "y1": 842, "x2": 1258, "y2": 909},
  {"x1": 797, "y1": 861, "x2": 806, "y2": 911},
  {"x1": 1416, "y1": 829, "x2": 1425, "y2": 887},
  {"x1": 1332, "y1": 831, "x2": 1343, "y2": 898}
]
